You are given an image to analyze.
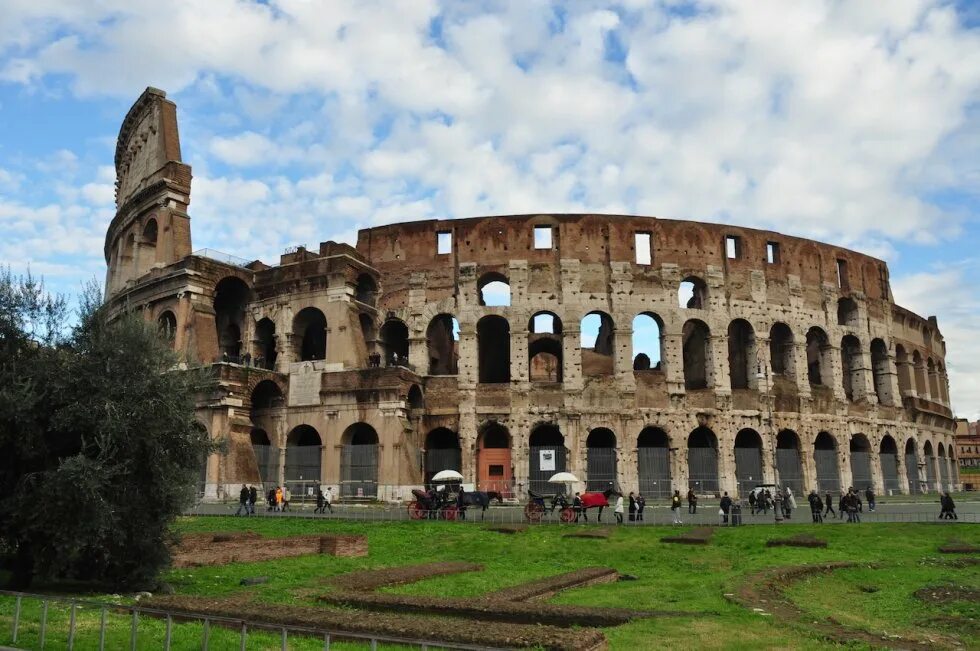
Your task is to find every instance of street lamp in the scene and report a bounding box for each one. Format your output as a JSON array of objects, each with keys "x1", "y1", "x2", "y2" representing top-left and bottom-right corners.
[{"x1": 757, "y1": 348, "x2": 782, "y2": 522}]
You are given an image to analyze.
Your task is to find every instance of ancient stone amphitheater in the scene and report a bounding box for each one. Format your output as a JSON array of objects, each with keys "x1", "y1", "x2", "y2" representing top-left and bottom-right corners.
[{"x1": 105, "y1": 88, "x2": 959, "y2": 502}]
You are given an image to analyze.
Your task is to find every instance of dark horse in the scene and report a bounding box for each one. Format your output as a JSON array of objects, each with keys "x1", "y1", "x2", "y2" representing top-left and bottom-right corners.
[{"x1": 456, "y1": 491, "x2": 504, "y2": 520}]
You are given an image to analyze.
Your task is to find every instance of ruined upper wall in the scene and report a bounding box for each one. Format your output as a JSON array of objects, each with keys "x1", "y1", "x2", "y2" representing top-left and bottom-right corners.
[{"x1": 114, "y1": 87, "x2": 185, "y2": 209}]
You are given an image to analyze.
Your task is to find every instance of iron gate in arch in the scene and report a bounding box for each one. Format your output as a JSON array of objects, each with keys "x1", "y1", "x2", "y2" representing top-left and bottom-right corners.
[
  {"x1": 905, "y1": 451, "x2": 921, "y2": 494},
  {"x1": 586, "y1": 447, "x2": 618, "y2": 491},
  {"x1": 341, "y1": 443, "x2": 378, "y2": 498},
  {"x1": 529, "y1": 445, "x2": 567, "y2": 494},
  {"x1": 637, "y1": 447, "x2": 671, "y2": 498},
  {"x1": 813, "y1": 449, "x2": 840, "y2": 493},
  {"x1": 687, "y1": 447, "x2": 719, "y2": 494},
  {"x1": 776, "y1": 448, "x2": 804, "y2": 496},
  {"x1": 880, "y1": 453, "x2": 901, "y2": 493},
  {"x1": 734, "y1": 447, "x2": 763, "y2": 497},
  {"x1": 850, "y1": 451, "x2": 873, "y2": 489}
]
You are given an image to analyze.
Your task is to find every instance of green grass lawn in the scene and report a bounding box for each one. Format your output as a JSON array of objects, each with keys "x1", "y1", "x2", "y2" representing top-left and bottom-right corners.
[{"x1": 3, "y1": 517, "x2": 978, "y2": 650}]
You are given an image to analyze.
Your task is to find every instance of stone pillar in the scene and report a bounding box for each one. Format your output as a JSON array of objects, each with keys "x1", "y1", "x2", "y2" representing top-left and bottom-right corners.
[
  {"x1": 869, "y1": 448, "x2": 884, "y2": 494},
  {"x1": 511, "y1": 324, "x2": 529, "y2": 384},
  {"x1": 792, "y1": 341, "x2": 812, "y2": 398},
  {"x1": 275, "y1": 333, "x2": 295, "y2": 372},
  {"x1": 562, "y1": 328, "x2": 583, "y2": 391},
  {"x1": 885, "y1": 351, "x2": 902, "y2": 406},
  {"x1": 897, "y1": 358, "x2": 917, "y2": 398},
  {"x1": 838, "y1": 434, "x2": 853, "y2": 490},
  {"x1": 709, "y1": 334, "x2": 729, "y2": 393},
  {"x1": 663, "y1": 332, "x2": 685, "y2": 394},
  {"x1": 457, "y1": 322, "x2": 478, "y2": 388},
  {"x1": 854, "y1": 349, "x2": 875, "y2": 404},
  {"x1": 895, "y1": 451, "x2": 910, "y2": 495},
  {"x1": 673, "y1": 446, "x2": 688, "y2": 493},
  {"x1": 800, "y1": 445, "x2": 816, "y2": 493},
  {"x1": 614, "y1": 325, "x2": 635, "y2": 391},
  {"x1": 828, "y1": 345, "x2": 847, "y2": 402},
  {"x1": 718, "y1": 441, "x2": 737, "y2": 496}
]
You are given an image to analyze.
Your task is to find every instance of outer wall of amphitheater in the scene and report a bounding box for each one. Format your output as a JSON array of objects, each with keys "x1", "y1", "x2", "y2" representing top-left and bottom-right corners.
[{"x1": 104, "y1": 89, "x2": 960, "y2": 501}]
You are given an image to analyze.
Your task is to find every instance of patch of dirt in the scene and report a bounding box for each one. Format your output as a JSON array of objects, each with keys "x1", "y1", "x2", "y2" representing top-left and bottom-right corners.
[
  {"x1": 143, "y1": 595, "x2": 608, "y2": 650},
  {"x1": 728, "y1": 563, "x2": 958, "y2": 651},
  {"x1": 172, "y1": 533, "x2": 344, "y2": 568},
  {"x1": 938, "y1": 543, "x2": 980, "y2": 554},
  {"x1": 317, "y1": 591, "x2": 667, "y2": 628},
  {"x1": 914, "y1": 585, "x2": 980, "y2": 604},
  {"x1": 766, "y1": 534, "x2": 828, "y2": 549},
  {"x1": 563, "y1": 528, "x2": 612, "y2": 539},
  {"x1": 661, "y1": 527, "x2": 714, "y2": 545},
  {"x1": 326, "y1": 561, "x2": 483, "y2": 592},
  {"x1": 486, "y1": 524, "x2": 528, "y2": 534},
  {"x1": 481, "y1": 567, "x2": 619, "y2": 602}
]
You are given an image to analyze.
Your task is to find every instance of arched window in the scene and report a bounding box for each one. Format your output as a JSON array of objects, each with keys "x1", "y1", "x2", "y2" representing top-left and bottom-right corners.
[
  {"x1": 678, "y1": 276, "x2": 707, "y2": 309},
  {"x1": 585, "y1": 428, "x2": 617, "y2": 491},
  {"x1": 285, "y1": 425, "x2": 322, "y2": 483},
  {"x1": 251, "y1": 380, "x2": 284, "y2": 410},
  {"x1": 477, "y1": 315, "x2": 510, "y2": 383},
  {"x1": 632, "y1": 313, "x2": 663, "y2": 371},
  {"x1": 214, "y1": 277, "x2": 251, "y2": 361},
  {"x1": 407, "y1": 384, "x2": 423, "y2": 410},
  {"x1": 912, "y1": 350, "x2": 927, "y2": 397},
  {"x1": 355, "y1": 273, "x2": 377, "y2": 306},
  {"x1": 895, "y1": 345, "x2": 912, "y2": 394},
  {"x1": 687, "y1": 426, "x2": 719, "y2": 493},
  {"x1": 805, "y1": 327, "x2": 831, "y2": 386},
  {"x1": 427, "y1": 314, "x2": 460, "y2": 375},
  {"x1": 682, "y1": 319, "x2": 711, "y2": 389},
  {"x1": 581, "y1": 311, "x2": 614, "y2": 377},
  {"x1": 157, "y1": 310, "x2": 177, "y2": 345},
  {"x1": 776, "y1": 430, "x2": 803, "y2": 495},
  {"x1": 769, "y1": 323, "x2": 794, "y2": 377},
  {"x1": 870, "y1": 339, "x2": 891, "y2": 405},
  {"x1": 341, "y1": 423, "x2": 379, "y2": 498},
  {"x1": 937, "y1": 442, "x2": 950, "y2": 491},
  {"x1": 734, "y1": 429, "x2": 763, "y2": 497},
  {"x1": 254, "y1": 318, "x2": 277, "y2": 369},
  {"x1": 293, "y1": 307, "x2": 327, "y2": 361},
  {"x1": 923, "y1": 441, "x2": 937, "y2": 489},
  {"x1": 813, "y1": 432, "x2": 840, "y2": 492},
  {"x1": 637, "y1": 427, "x2": 671, "y2": 497},
  {"x1": 841, "y1": 335, "x2": 862, "y2": 401},
  {"x1": 837, "y1": 297, "x2": 858, "y2": 327},
  {"x1": 140, "y1": 218, "x2": 158, "y2": 276},
  {"x1": 529, "y1": 312, "x2": 562, "y2": 383},
  {"x1": 379, "y1": 318, "x2": 409, "y2": 366},
  {"x1": 528, "y1": 424, "x2": 566, "y2": 493},
  {"x1": 727, "y1": 319, "x2": 756, "y2": 390},
  {"x1": 478, "y1": 272, "x2": 511, "y2": 307}
]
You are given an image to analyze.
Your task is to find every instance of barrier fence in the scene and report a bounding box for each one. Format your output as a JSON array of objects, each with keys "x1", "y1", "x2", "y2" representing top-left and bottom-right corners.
[{"x1": 0, "y1": 590, "x2": 500, "y2": 651}]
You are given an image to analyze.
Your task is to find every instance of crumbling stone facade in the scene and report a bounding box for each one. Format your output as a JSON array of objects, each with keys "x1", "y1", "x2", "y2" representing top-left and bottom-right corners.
[{"x1": 104, "y1": 88, "x2": 960, "y2": 501}]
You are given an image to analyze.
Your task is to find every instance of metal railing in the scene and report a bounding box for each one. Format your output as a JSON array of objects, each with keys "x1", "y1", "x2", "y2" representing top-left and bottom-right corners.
[
  {"x1": 191, "y1": 248, "x2": 253, "y2": 267},
  {"x1": 0, "y1": 590, "x2": 501, "y2": 650}
]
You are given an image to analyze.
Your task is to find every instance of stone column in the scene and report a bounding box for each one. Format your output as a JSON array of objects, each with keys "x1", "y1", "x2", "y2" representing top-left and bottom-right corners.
[
  {"x1": 562, "y1": 328, "x2": 583, "y2": 391},
  {"x1": 838, "y1": 433, "x2": 853, "y2": 490},
  {"x1": 895, "y1": 451, "x2": 910, "y2": 495},
  {"x1": 663, "y1": 332, "x2": 685, "y2": 394},
  {"x1": 828, "y1": 345, "x2": 847, "y2": 402},
  {"x1": 869, "y1": 448, "x2": 884, "y2": 494},
  {"x1": 614, "y1": 325, "x2": 635, "y2": 391},
  {"x1": 792, "y1": 341, "x2": 812, "y2": 398},
  {"x1": 854, "y1": 349, "x2": 875, "y2": 404},
  {"x1": 511, "y1": 324, "x2": 529, "y2": 384},
  {"x1": 457, "y1": 322, "x2": 478, "y2": 388},
  {"x1": 709, "y1": 334, "x2": 729, "y2": 394}
]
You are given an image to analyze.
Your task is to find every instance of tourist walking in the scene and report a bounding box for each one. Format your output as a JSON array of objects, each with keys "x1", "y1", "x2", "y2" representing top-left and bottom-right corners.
[
  {"x1": 838, "y1": 492, "x2": 847, "y2": 519},
  {"x1": 748, "y1": 490, "x2": 757, "y2": 515},
  {"x1": 614, "y1": 494, "x2": 624, "y2": 524},
  {"x1": 823, "y1": 492, "x2": 836, "y2": 518},
  {"x1": 315, "y1": 485, "x2": 326, "y2": 514},
  {"x1": 671, "y1": 490, "x2": 683, "y2": 524},
  {"x1": 687, "y1": 489, "x2": 698, "y2": 514},
  {"x1": 235, "y1": 484, "x2": 249, "y2": 516},
  {"x1": 282, "y1": 486, "x2": 292, "y2": 511},
  {"x1": 636, "y1": 493, "x2": 646, "y2": 521},
  {"x1": 275, "y1": 486, "x2": 283, "y2": 512},
  {"x1": 628, "y1": 492, "x2": 637, "y2": 522},
  {"x1": 762, "y1": 489, "x2": 772, "y2": 515},
  {"x1": 573, "y1": 493, "x2": 584, "y2": 523},
  {"x1": 865, "y1": 487, "x2": 876, "y2": 512},
  {"x1": 719, "y1": 492, "x2": 733, "y2": 525},
  {"x1": 808, "y1": 490, "x2": 823, "y2": 523},
  {"x1": 324, "y1": 486, "x2": 334, "y2": 513},
  {"x1": 940, "y1": 491, "x2": 957, "y2": 520},
  {"x1": 248, "y1": 485, "x2": 257, "y2": 515},
  {"x1": 266, "y1": 487, "x2": 276, "y2": 511}
]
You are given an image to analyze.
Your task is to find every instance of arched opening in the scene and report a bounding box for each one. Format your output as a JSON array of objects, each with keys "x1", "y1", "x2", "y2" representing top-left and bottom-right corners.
[
  {"x1": 380, "y1": 319, "x2": 409, "y2": 366},
  {"x1": 478, "y1": 272, "x2": 511, "y2": 307},
  {"x1": 776, "y1": 430, "x2": 803, "y2": 495},
  {"x1": 359, "y1": 313, "x2": 377, "y2": 363},
  {"x1": 157, "y1": 310, "x2": 177, "y2": 346},
  {"x1": 879, "y1": 435, "x2": 900, "y2": 494},
  {"x1": 813, "y1": 432, "x2": 840, "y2": 492},
  {"x1": 528, "y1": 424, "x2": 566, "y2": 494},
  {"x1": 924, "y1": 441, "x2": 937, "y2": 490},
  {"x1": 285, "y1": 425, "x2": 322, "y2": 485},
  {"x1": 682, "y1": 319, "x2": 711, "y2": 390},
  {"x1": 214, "y1": 277, "x2": 251, "y2": 361},
  {"x1": 477, "y1": 315, "x2": 511, "y2": 383},
  {"x1": 632, "y1": 312, "x2": 663, "y2": 371},
  {"x1": 937, "y1": 442, "x2": 950, "y2": 491},
  {"x1": 355, "y1": 273, "x2": 377, "y2": 306},
  {"x1": 341, "y1": 423, "x2": 379, "y2": 498},
  {"x1": 407, "y1": 384, "x2": 423, "y2": 410},
  {"x1": 477, "y1": 422, "x2": 512, "y2": 494},
  {"x1": 637, "y1": 427, "x2": 671, "y2": 498},
  {"x1": 293, "y1": 307, "x2": 327, "y2": 362},
  {"x1": 849, "y1": 434, "x2": 873, "y2": 490},
  {"x1": 251, "y1": 380, "x2": 284, "y2": 410},
  {"x1": 687, "y1": 426, "x2": 719, "y2": 494},
  {"x1": 837, "y1": 297, "x2": 859, "y2": 327},
  {"x1": 841, "y1": 335, "x2": 862, "y2": 401},
  {"x1": 139, "y1": 219, "x2": 158, "y2": 275},
  {"x1": 424, "y1": 428, "x2": 461, "y2": 485},
  {"x1": 728, "y1": 319, "x2": 756, "y2": 390},
  {"x1": 769, "y1": 323, "x2": 795, "y2": 377},
  {"x1": 580, "y1": 311, "x2": 614, "y2": 377},
  {"x1": 913, "y1": 350, "x2": 928, "y2": 398},
  {"x1": 734, "y1": 429, "x2": 763, "y2": 497},
  {"x1": 927, "y1": 358, "x2": 940, "y2": 403},
  {"x1": 529, "y1": 312, "x2": 562, "y2": 382},
  {"x1": 254, "y1": 318, "x2": 277, "y2": 369},
  {"x1": 427, "y1": 314, "x2": 460, "y2": 375},
  {"x1": 805, "y1": 327, "x2": 831, "y2": 386},
  {"x1": 904, "y1": 438, "x2": 921, "y2": 494},
  {"x1": 678, "y1": 276, "x2": 707, "y2": 309},
  {"x1": 895, "y1": 345, "x2": 912, "y2": 395},
  {"x1": 250, "y1": 428, "x2": 276, "y2": 484},
  {"x1": 585, "y1": 428, "x2": 617, "y2": 491},
  {"x1": 870, "y1": 339, "x2": 891, "y2": 405}
]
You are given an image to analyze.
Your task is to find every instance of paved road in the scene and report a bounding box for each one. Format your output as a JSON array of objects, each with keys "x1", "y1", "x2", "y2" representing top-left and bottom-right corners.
[{"x1": 187, "y1": 498, "x2": 979, "y2": 526}]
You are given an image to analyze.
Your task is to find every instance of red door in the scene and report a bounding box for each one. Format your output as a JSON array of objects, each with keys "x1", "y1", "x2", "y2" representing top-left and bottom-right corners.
[{"x1": 478, "y1": 448, "x2": 512, "y2": 497}]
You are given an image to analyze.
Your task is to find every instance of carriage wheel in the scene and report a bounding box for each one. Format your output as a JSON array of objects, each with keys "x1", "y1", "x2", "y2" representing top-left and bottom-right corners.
[
  {"x1": 408, "y1": 501, "x2": 426, "y2": 520},
  {"x1": 559, "y1": 507, "x2": 575, "y2": 523},
  {"x1": 443, "y1": 505, "x2": 459, "y2": 521},
  {"x1": 524, "y1": 502, "x2": 544, "y2": 523}
]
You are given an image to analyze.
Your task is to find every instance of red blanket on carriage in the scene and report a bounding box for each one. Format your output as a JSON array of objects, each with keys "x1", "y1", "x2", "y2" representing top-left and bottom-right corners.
[{"x1": 580, "y1": 492, "x2": 609, "y2": 508}]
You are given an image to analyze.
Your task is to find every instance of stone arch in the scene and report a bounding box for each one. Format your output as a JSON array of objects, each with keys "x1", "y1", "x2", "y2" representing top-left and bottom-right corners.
[
  {"x1": 849, "y1": 433, "x2": 873, "y2": 490},
  {"x1": 528, "y1": 423, "x2": 566, "y2": 493},
  {"x1": 250, "y1": 379, "x2": 284, "y2": 410},
  {"x1": 904, "y1": 437, "x2": 921, "y2": 494},
  {"x1": 632, "y1": 312, "x2": 664, "y2": 370},
  {"x1": 728, "y1": 319, "x2": 757, "y2": 390},
  {"x1": 355, "y1": 273, "x2": 377, "y2": 306},
  {"x1": 687, "y1": 426, "x2": 719, "y2": 494},
  {"x1": 637, "y1": 427, "x2": 671, "y2": 498},
  {"x1": 380, "y1": 318, "x2": 409, "y2": 366},
  {"x1": 581, "y1": 311, "x2": 614, "y2": 377},
  {"x1": 477, "y1": 422, "x2": 512, "y2": 494},
  {"x1": 426, "y1": 314, "x2": 459, "y2": 375},
  {"x1": 529, "y1": 312, "x2": 562, "y2": 382},
  {"x1": 879, "y1": 434, "x2": 901, "y2": 494},
  {"x1": 214, "y1": 276, "x2": 251, "y2": 361},
  {"x1": 870, "y1": 339, "x2": 892, "y2": 405},
  {"x1": 769, "y1": 322, "x2": 795, "y2": 377},
  {"x1": 254, "y1": 317, "x2": 277, "y2": 369},
  {"x1": 813, "y1": 431, "x2": 840, "y2": 492},
  {"x1": 293, "y1": 306, "x2": 327, "y2": 362},
  {"x1": 776, "y1": 430, "x2": 803, "y2": 495},
  {"x1": 157, "y1": 310, "x2": 177, "y2": 346},
  {"x1": 912, "y1": 350, "x2": 928, "y2": 398},
  {"x1": 937, "y1": 441, "x2": 950, "y2": 490},
  {"x1": 841, "y1": 334, "x2": 862, "y2": 401},
  {"x1": 477, "y1": 315, "x2": 511, "y2": 383},
  {"x1": 678, "y1": 276, "x2": 708, "y2": 309},
  {"x1": 682, "y1": 319, "x2": 711, "y2": 390},
  {"x1": 407, "y1": 384, "x2": 424, "y2": 410},
  {"x1": 895, "y1": 344, "x2": 912, "y2": 394},
  {"x1": 284, "y1": 424, "x2": 322, "y2": 483},
  {"x1": 734, "y1": 429, "x2": 764, "y2": 497},
  {"x1": 424, "y1": 427, "x2": 461, "y2": 484},
  {"x1": 341, "y1": 423, "x2": 379, "y2": 498},
  {"x1": 478, "y1": 271, "x2": 511, "y2": 307},
  {"x1": 805, "y1": 327, "x2": 831, "y2": 386},
  {"x1": 837, "y1": 297, "x2": 859, "y2": 327},
  {"x1": 585, "y1": 427, "x2": 617, "y2": 491},
  {"x1": 139, "y1": 218, "x2": 158, "y2": 275},
  {"x1": 923, "y1": 440, "x2": 937, "y2": 489}
]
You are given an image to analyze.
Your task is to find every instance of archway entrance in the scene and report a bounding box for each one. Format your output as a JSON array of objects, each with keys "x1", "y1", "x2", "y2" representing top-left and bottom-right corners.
[
  {"x1": 734, "y1": 429, "x2": 763, "y2": 497},
  {"x1": 814, "y1": 432, "x2": 840, "y2": 493},
  {"x1": 879, "y1": 436, "x2": 901, "y2": 494},
  {"x1": 529, "y1": 424, "x2": 566, "y2": 494},
  {"x1": 637, "y1": 427, "x2": 670, "y2": 498},
  {"x1": 904, "y1": 439, "x2": 921, "y2": 494},
  {"x1": 424, "y1": 428, "x2": 461, "y2": 485},
  {"x1": 341, "y1": 423, "x2": 379, "y2": 498},
  {"x1": 687, "y1": 427, "x2": 719, "y2": 494},
  {"x1": 285, "y1": 425, "x2": 322, "y2": 499},
  {"x1": 585, "y1": 428, "x2": 617, "y2": 491},
  {"x1": 850, "y1": 434, "x2": 873, "y2": 490},
  {"x1": 924, "y1": 441, "x2": 937, "y2": 490},
  {"x1": 477, "y1": 423, "x2": 512, "y2": 496},
  {"x1": 776, "y1": 430, "x2": 804, "y2": 496}
]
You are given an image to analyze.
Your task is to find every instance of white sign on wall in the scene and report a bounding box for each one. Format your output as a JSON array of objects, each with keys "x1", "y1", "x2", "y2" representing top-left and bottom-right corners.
[{"x1": 539, "y1": 450, "x2": 556, "y2": 472}]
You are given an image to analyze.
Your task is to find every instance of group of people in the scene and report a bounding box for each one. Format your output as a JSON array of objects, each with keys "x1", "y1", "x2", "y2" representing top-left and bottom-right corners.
[
  {"x1": 234, "y1": 483, "x2": 335, "y2": 515},
  {"x1": 747, "y1": 487, "x2": 798, "y2": 518}
]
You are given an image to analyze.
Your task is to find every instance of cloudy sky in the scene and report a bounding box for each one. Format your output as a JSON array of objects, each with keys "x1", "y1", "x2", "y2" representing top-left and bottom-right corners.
[{"x1": 0, "y1": 0, "x2": 978, "y2": 417}]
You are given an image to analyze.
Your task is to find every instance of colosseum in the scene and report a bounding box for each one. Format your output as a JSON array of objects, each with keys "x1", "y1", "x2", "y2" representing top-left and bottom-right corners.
[{"x1": 104, "y1": 88, "x2": 960, "y2": 502}]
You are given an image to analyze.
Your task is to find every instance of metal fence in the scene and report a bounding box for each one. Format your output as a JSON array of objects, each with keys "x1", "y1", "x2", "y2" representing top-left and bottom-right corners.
[
  {"x1": 528, "y1": 446, "x2": 567, "y2": 494},
  {"x1": 880, "y1": 452, "x2": 901, "y2": 493},
  {"x1": 585, "y1": 448, "x2": 617, "y2": 491},
  {"x1": 776, "y1": 449, "x2": 804, "y2": 496},
  {"x1": 341, "y1": 444, "x2": 379, "y2": 498},
  {"x1": 687, "y1": 447, "x2": 719, "y2": 493},
  {"x1": 734, "y1": 447, "x2": 763, "y2": 497},
  {"x1": 813, "y1": 449, "x2": 840, "y2": 493},
  {"x1": 905, "y1": 453, "x2": 921, "y2": 494},
  {"x1": 0, "y1": 590, "x2": 496, "y2": 650},
  {"x1": 850, "y1": 451, "x2": 873, "y2": 489},
  {"x1": 637, "y1": 447, "x2": 671, "y2": 498}
]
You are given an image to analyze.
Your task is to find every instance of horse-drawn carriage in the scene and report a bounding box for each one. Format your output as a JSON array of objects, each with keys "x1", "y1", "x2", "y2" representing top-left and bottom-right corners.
[
  {"x1": 407, "y1": 469, "x2": 503, "y2": 521},
  {"x1": 524, "y1": 473, "x2": 618, "y2": 523}
]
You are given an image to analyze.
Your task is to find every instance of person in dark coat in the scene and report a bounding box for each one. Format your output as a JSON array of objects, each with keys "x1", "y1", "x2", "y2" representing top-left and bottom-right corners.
[
  {"x1": 762, "y1": 489, "x2": 772, "y2": 514},
  {"x1": 748, "y1": 490, "x2": 757, "y2": 515},
  {"x1": 940, "y1": 492, "x2": 957, "y2": 520},
  {"x1": 573, "y1": 493, "x2": 584, "y2": 523},
  {"x1": 838, "y1": 492, "x2": 847, "y2": 519},
  {"x1": 235, "y1": 484, "x2": 249, "y2": 516},
  {"x1": 808, "y1": 490, "x2": 823, "y2": 523},
  {"x1": 267, "y1": 488, "x2": 276, "y2": 511},
  {"x1": 315, "y1": 485, "x2": 326, "y2": 514},
  {"x1": 824, "y1": 492, "x2": 836, "y2": 518},
  {"x1": 636, "y1": 493, "x2": 646, "y2": 521},
  {"x1": 687, "y1": 489, "x2": 698, "y2": 514},
  {"x1": 628, "y1": 492, "x2": 637, "y2": 522},
  {"x1": 719, "y1": 492, "x2": 733, "y2": 524},
  {"x1": 248, "y1": 485, "x2": 257, "y2": 515},
  {"x1": 865, "y1": 487, "x2": 876, "y2": 512}
]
